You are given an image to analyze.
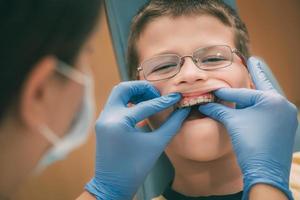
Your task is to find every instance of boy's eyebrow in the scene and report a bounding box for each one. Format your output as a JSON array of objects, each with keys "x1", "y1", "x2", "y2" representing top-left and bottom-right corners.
[
  {"x1": 149, "y1": 44, "x2": 221, "y2": 57},
  {"x1": 152, "y1": 50, "x2": 179, "y2": 56},
  {"x1": 149, "y1": 43, "x2": 237, "y2": 58}
]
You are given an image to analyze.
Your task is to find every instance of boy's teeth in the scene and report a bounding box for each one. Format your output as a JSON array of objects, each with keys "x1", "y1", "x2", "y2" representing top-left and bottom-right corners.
[{"x1": 178, "y1": 94, "x2": 215, "y2": 108}]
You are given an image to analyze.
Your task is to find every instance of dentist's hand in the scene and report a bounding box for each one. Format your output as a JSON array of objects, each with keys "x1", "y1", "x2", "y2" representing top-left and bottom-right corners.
[
  {"x1": 85, "y1": 81, "x2": 190, "y2": 200},
  {"x1": 199, "y1": 57, "x2": 298, "y2": 200}
]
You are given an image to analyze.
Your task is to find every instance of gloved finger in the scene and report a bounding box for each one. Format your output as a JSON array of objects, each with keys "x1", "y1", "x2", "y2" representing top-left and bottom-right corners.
[
  {"x1": 247, "y1": 57, "x2": 276, "y2": 92},
  {"x1": 128, "y1": 93, "x2": 182, "y2": 124},
  {"x1": 130, "y1": 84, "x2": 162, "y2": 105},
  {"x1": 198, "y1": 103, "x2": 232, "y2": 125},
  {"x1": 106, "y1": 81, "x2": 160, "y2": 107},
  {"x1": 153, "y1": 107, "x2": 190, "y2": 139},
  {"x1": 214, "y1": 88, "x2": 263, "y2": 107}
]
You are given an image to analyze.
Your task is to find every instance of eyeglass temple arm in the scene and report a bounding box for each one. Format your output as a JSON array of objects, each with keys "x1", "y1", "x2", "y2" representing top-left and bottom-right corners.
[{"x1": 233, "y1": 49, "x2": 247, "y2": 67}]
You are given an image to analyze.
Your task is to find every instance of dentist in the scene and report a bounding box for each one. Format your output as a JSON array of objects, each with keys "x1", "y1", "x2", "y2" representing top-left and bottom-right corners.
[{"x1": 0, "y1": 0, "x2": 189, "y2": 199}]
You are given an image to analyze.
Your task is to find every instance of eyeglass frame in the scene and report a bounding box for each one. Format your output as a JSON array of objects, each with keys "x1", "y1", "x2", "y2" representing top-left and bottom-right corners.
[{"x1": 137, "y1": 45, "x2": 247, "y2": 82}]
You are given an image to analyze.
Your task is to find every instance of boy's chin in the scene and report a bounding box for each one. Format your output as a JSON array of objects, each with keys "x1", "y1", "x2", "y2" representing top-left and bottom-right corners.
[
  {"x1": 166, "y1": 118, "x2": 233, "y2": 162},
  {"x1": 181, "y1": 144, "x2": 232, "y2": 162},
  {"x1": 167, "y1": 140, "x2": 233, "y2": 163}
]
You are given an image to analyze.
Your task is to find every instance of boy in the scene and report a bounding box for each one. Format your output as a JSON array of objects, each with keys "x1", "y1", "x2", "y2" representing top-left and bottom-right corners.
[{"x1": 127, "y1": 0, "x2": 299, "y2": 199}]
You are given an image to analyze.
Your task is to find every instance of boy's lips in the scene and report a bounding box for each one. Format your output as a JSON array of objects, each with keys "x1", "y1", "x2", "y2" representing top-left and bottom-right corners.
[
  {"x1": 185, "y1": 105, "x2": 206, "y2": 121},
  {"x1": 181, "y1": 93, "x2": 219, "y2": 121}
]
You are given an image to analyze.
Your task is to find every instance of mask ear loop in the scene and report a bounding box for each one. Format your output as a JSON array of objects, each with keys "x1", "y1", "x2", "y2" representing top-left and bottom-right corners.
[
  {"x1": 37, "y1": 124, "x2": 60, "y2": 145},
  {"x1": 56, "y1": 60, "x2": 89, "y2": 85}
]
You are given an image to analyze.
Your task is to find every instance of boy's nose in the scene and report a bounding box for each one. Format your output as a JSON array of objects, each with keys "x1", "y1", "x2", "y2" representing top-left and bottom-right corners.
[{"x1": 174, "y1": 57, "x2": 209, "y2": 85}]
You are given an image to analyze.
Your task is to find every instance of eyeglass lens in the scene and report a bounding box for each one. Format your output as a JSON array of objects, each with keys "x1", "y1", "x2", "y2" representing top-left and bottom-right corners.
[{"x1": 142, "y1": 45, "x2": 233, "y2": 81}]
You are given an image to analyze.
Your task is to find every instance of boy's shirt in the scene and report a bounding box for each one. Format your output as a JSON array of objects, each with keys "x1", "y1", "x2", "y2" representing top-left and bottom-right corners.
[
  {"x1": 152, "y1": 153, "x2": 300, "y2": 200},
  {"x1": 153, "y1": 188, "x2": 242, "y2": 200}
]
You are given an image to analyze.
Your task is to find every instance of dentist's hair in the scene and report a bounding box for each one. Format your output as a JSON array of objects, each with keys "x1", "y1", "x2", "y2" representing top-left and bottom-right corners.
[
  {"x1": 0, "y1": 0, "x2": 102, "y2": 121},
  {"x1": 127, "y1": 0, "x2": 250, "y2": 80}
]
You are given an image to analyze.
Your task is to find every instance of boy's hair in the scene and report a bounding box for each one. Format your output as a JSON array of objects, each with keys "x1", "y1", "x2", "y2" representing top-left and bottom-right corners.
[{"x1": 127, "y1": 0, "x2": 250, "y2": 80}]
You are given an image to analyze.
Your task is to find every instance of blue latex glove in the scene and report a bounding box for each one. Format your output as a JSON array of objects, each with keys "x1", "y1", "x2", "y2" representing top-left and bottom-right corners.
[
  {"x1": 85, "y1": 81, "x2": 190, "y2": 200},
  {"x1": 199, "y1": 57, "x2": 298, "y2": 200}
]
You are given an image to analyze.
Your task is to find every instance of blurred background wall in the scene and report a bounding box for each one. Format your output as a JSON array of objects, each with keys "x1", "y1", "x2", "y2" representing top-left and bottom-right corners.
[
  {"x1": 237, "y1": 0, "x2": 300, "y2": 107},
  {"x1": 13, "y1": 0, "x2": 300, "y2": 199}
]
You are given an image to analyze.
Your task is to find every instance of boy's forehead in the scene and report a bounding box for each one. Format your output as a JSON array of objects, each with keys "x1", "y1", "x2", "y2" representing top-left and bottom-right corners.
[{"x1": 137, "y1": 15, "x2": 235, "y2": 60}]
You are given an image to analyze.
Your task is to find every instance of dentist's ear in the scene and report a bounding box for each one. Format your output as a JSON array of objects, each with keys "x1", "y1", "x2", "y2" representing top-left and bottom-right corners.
[{"x1": 20, "y1": 56, "x2": 57, "y2": 132}]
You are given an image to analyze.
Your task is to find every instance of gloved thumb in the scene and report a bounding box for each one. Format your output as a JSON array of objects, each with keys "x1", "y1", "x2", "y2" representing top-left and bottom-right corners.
[
  {"x1": 198, "y1": 103, "x2": 232, "y2": 125},
  {"x1": 154, "y1": 107, "x2": 190, "y2": 141}
]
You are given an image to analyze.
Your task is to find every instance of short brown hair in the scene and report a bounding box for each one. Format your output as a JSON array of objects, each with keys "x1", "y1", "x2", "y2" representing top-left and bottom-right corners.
[{"x1": 127, "y1": 0, "x2": 250, "y2": 80}]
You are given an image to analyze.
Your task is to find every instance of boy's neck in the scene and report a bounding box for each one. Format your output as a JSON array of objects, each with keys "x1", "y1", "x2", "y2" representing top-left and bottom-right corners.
[{"x1": 171, "y1": 151, "x2": 243, "y2": 197}]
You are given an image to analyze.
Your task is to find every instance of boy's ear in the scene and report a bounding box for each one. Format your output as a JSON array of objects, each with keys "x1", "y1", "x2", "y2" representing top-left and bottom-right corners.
[
  {"x1": 248, "y1": 73, "x2": 256, "y2": 89},
  {"x1": 250, "y1": 80, "x2": 256, "y2": 89}
]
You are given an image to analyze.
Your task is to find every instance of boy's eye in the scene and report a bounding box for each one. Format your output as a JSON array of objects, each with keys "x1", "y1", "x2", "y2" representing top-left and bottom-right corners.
[
  {"x1": 151, "y1": 63, "x2": 177, "y2": 74},
  {"x1": 201, "y1": 56, "x2": 227, "y2": 63}
]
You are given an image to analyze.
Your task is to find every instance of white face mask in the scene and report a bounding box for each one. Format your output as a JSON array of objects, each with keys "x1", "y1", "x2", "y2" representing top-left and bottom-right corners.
[{"x1": 35, "y1": 60, "x2": 95, "y2": 172}]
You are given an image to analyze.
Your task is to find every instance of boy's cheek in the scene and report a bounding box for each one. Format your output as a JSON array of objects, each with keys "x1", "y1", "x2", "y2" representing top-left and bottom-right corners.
[{"x1": 151, "y1": 81, "x2": 174, "y2": 95}]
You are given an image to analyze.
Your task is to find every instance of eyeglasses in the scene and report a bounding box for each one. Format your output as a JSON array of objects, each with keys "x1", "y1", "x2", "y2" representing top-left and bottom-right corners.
[{"x1": 137, "y1": 45, "x2": 246, "y2": 81}]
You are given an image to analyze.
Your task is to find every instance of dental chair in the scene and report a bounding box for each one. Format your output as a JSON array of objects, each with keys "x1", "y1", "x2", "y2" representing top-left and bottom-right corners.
[{"x1": 104, "y1": 1, "x2": 300, "y2": 199}]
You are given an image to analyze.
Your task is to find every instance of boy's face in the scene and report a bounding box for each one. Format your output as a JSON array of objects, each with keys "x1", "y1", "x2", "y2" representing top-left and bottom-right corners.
[{"x1": 136, "y1": 15, "x2": 252, "y2": 162}]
